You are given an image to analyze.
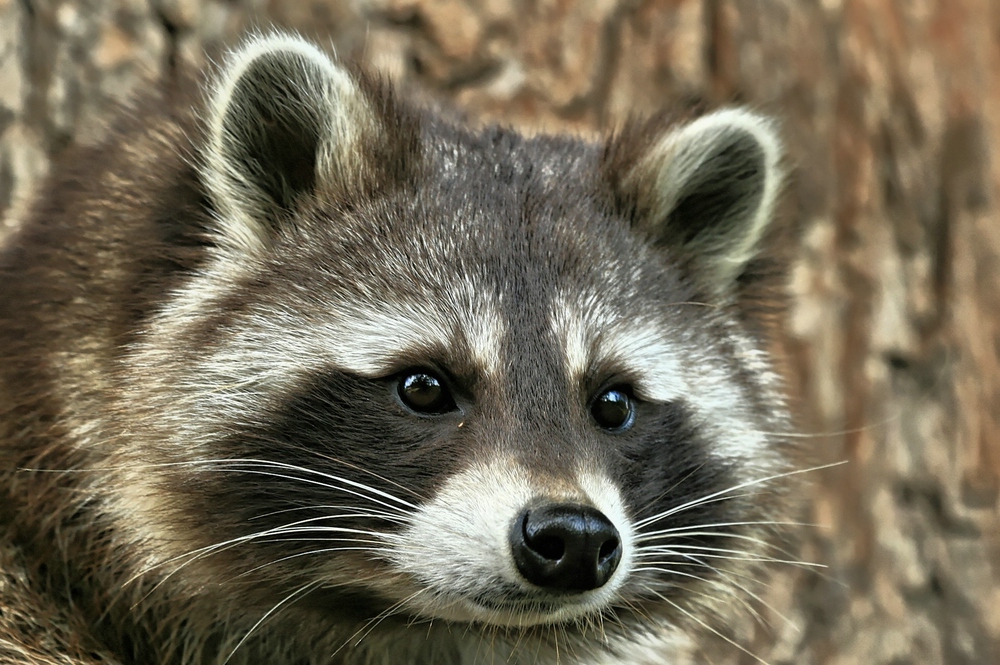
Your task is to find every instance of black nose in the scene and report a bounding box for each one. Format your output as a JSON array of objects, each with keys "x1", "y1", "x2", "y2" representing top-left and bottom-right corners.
[{"x1": 509, "y1": 503, "x2": 622, "y2": 592}]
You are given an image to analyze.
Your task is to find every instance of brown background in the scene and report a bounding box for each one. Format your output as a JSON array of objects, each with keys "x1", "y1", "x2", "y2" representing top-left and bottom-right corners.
[{"x1": 1, "y1": 1, "x2": 998, "y2": 663}]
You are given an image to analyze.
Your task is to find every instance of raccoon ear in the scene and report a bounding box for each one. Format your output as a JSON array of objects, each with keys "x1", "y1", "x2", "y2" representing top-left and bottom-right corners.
[
  {"x1": 202, "y1": 34, "x2": 377, "y2": 249},
  {"x1": 611, "y1": 109, "x2": 783, "y2": 293}
]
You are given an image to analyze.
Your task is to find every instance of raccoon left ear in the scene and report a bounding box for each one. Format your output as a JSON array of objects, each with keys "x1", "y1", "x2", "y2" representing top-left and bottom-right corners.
[
  {"x1": 609, "y1": 109, "x2": 783, "y2": 293},
  {"x1": 202, "y1": 34, "x2": 391, "y2": 250}
]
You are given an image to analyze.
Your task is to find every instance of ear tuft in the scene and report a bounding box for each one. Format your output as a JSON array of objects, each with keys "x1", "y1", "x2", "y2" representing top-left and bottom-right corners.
[
  {"x1": 202, "y1": 33, "x2": 374, "y2": 250},
  {"x1": 612, "y1": 108, "x2": 784, "y2": 293}
]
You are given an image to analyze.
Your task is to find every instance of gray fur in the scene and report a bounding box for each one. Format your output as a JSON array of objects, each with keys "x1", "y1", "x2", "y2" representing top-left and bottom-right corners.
[{"x1": 0, "y1": 32, "x2": 796, "y2": 665}]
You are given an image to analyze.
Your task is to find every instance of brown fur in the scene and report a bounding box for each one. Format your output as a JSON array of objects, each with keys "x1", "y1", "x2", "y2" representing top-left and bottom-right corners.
[
  {"x1": 0, "y1": 77, "x2": 198, "y2": 664},
  {"x1": 0, "y1": 35, "x2": 797, "y2": 665}
]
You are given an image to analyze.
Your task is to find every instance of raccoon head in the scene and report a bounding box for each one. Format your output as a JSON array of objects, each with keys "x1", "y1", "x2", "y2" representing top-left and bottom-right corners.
[{"x1": 117, "y1": 33, "x2": 789, "y2": 660}]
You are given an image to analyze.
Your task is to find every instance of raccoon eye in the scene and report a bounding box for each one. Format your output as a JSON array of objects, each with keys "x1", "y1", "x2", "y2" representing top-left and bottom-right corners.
[
  {"x1": 397, "y1": 371, "x2": 456, "y2": 415},
  {"x1": 591, "y1": 387, "x2": 635, "y2": 431}
]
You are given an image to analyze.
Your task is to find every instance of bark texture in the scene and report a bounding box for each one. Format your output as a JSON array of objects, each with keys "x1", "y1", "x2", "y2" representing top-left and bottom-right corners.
[{"x1": 1, "y1": 1, "x2": 998, "y2": 663}]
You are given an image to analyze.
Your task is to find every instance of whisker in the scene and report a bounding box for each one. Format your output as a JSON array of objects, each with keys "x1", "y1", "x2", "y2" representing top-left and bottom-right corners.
[
  {"x1": 641, "y1": 528, "x2": 777, "y2": 551},
  {"x1": 333, "y1": 588, "x2": 427, "y2": 657},
  {"x1": 643, "y1": 526, "x2": 830, "y2": 571},
  {"x1": 635, "y1": 460, "x2": 848, "y2": 529},
  {"x1": 221, "y1": 580, "x2": 321, "y2": 665},
  {"x1": 232, "y1": 545, "x2": 391, "y2": 579},
  {"x1": 636, "y1": 554, "x2": 825, "y2": 571},
  {"x1": 189, "y1": 461, "x2": 415, "y2": 515},
  {"x1": 634, "y1": 461, "x2": 710, "y2": 526},
  {"x1": 754, "y1": 413, "x2": 900, "y2": 438},
  {"x1": 283, "y1": 441, "x2": 428, "y2": 502},
  {"x1": 127, "y1": 516, "x2": 400, "y2": 601},
  {"x1": 636, "y1": 546, "x2": 827, "y2": 570},
  {"x1": 27, "y1": 457, "x2": 419, "y2": 513},
  {"x1": 671, "y1": 553, "x2": 798, "y2": 633},
  {"x1": 647, "y1": 589, "x2": 773, "y2": 665},
  {"x1": 249, "y1": 504, "x2": 409, "y2": 523},
  {"x1": 637, "y1": 519, "x2": 823, "y2": 540},
  {"x1": 636, "y1": 565, "x2": 764, "y2": 626},
  {"x1": 637, "y1": 561, "x2": 785, "y2": 639}
]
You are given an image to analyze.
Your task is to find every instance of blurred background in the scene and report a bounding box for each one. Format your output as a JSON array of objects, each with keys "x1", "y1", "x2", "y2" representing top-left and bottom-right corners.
[{"x1": 1, "y1": 1, "x2": 998, "y2": 663}]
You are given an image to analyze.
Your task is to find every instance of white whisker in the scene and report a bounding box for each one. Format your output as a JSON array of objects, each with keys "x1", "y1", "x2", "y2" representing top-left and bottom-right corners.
[
  {"x1": 127, "y1": 514, "x2": 400, "y2": 600},
  {"x1": 250, "y1": 504, "x2": 410, "y2": 523},
  {"x1": 635, "y1": 461, "x2": 847, "y2": 529},
  {"x1": 647, "y1": 588, "x2": 773, "y2": 665},
  {"x1": 671, "y1": 552, "x2": 798, "y2": 633},
  {"x1": 233, "y1": 546, "x2": 391, "y2": 578},
  {"x1": 638, "y1": 531, "x2": 826, "y2": 567},
  {"x1": 221, "y1": 580, "x2": 321, "y2": 665},
  {"x1": 636, "y1": 519, "x2": 822, "y2": 540},
  {"x1": 333, "y1": 588, "x2": 428, "y2": 657}
]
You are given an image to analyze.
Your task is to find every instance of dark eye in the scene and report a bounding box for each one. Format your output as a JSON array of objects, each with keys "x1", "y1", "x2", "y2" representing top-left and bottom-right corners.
[
  {"x1": 397, "y1": 371, "x2": 457, "y2": 415},
  {"x1": 590, "y1": 387, "x2": 635, "y2": 431}
]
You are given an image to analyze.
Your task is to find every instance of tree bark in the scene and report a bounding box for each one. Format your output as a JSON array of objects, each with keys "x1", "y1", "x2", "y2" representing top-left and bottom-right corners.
[{"x1": 2, "y1": 1, "x2": 998, "y2": 663}]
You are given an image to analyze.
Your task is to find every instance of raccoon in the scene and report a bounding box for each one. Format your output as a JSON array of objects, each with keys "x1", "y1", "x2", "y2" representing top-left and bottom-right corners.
[{"x1": 0, "y1": 32, "x2": 794, "y2": 665}]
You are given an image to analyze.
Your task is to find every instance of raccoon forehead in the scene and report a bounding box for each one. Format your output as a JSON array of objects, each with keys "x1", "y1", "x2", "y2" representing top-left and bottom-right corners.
[
  {"x1": 253, "y1": 292, "x2": 502, "y2": 379},
  {"x1": 141, "y1": 257, "x2": 506, "y2": 383},
  {"x1": 549, "y1": 291, "x2": 689, "y2": 401}
]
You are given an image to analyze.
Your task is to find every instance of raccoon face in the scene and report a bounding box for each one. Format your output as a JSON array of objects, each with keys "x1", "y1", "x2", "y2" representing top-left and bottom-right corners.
[{"x1": 117, "y1": 34, "x2": 788, "y2": 647}]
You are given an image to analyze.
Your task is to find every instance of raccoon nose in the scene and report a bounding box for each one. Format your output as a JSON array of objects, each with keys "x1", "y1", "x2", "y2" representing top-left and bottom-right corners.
[{"x1": 510, "y1": 503, "x2": 622, "y2": 592}]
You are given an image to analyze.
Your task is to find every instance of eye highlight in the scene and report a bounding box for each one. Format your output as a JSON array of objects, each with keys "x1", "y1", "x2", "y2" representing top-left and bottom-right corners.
[
  {"x1": 590, "y1": 387, "x2": 635, "y2": 431},
  {"x1": 397, "y1": 371, "x2": 457, "y2": 415}
]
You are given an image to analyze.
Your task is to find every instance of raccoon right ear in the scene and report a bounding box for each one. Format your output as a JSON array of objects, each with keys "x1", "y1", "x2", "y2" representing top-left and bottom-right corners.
[
  {"x1": 202, "y1": 34, "x2": 384, "y2": 250},
  {"x1": 606, "y1": 109, "x2": 783, "y2": 295}
]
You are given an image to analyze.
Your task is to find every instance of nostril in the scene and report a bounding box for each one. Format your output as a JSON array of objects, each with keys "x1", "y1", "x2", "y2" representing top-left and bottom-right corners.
[
  {"x1": 598, "y1": 536, "x2": 619, "y2": 562},
  {"x1": 523, "y1": 513, "x2": 566, "y2": 561}
]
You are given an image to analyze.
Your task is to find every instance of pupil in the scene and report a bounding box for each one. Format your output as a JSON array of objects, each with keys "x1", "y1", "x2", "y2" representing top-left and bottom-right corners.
[
  {"x1": 399, "y1": 372, "x2": 452, "y2": 413},
  {"x1": 592, "y1": 389, "x2": 633, "y2": 430}
]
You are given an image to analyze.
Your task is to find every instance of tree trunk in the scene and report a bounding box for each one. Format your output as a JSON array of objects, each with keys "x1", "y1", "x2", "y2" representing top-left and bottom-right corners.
[{"x1": 2, "y1": 1, "x2": 997, "y2": 663}]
